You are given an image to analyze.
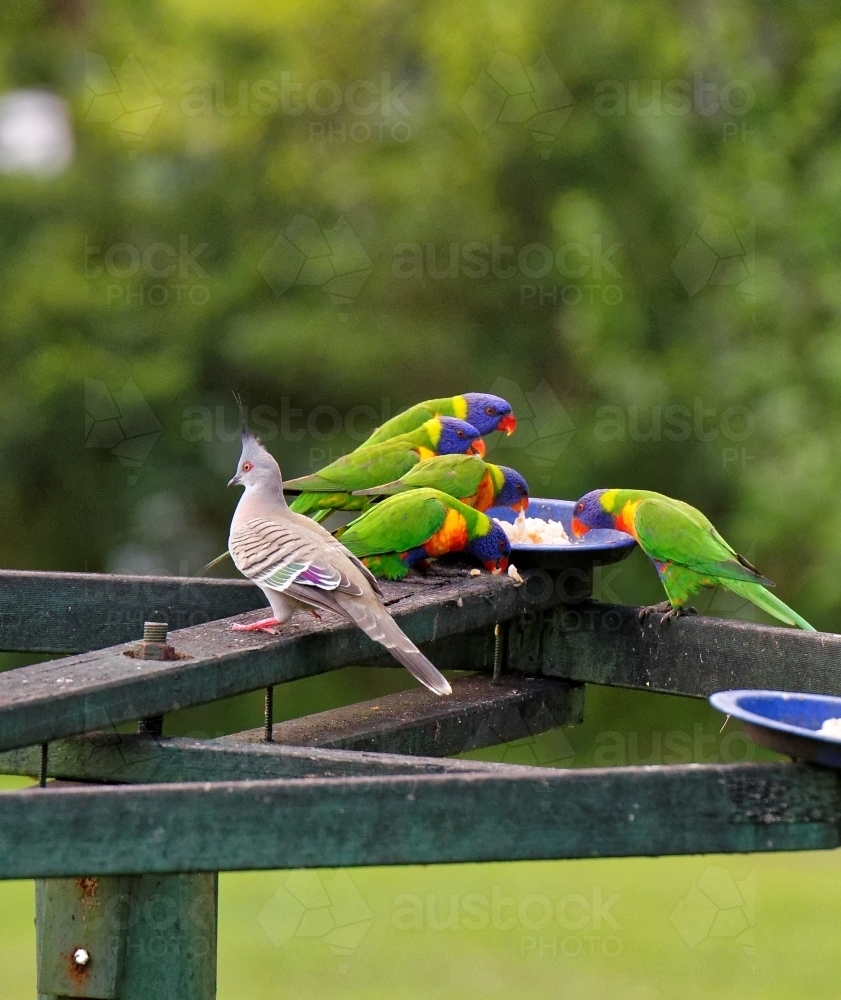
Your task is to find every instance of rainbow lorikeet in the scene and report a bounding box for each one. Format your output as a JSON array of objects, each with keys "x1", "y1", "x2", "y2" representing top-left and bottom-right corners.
[
  {"x1": 285, "y1": 417, "x2": 484, "y2": 522},
  {"x1": 571, "y1": 488, "x2": 815, "y2": 630},
  {"x1": 359, "y1": 393, "x2": 516, "y2": 449},
  {"x1": 353, "y1": 454, "x2": 529, "y2": 513},
  {"x1": 341, "y1": 487, "x2": 511, "y2": 579}
]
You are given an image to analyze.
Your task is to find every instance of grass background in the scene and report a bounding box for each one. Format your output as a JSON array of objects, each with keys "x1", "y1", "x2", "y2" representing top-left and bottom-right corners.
[{"x1": 2, "y1": 849, "x2": 839, "y2": 999}]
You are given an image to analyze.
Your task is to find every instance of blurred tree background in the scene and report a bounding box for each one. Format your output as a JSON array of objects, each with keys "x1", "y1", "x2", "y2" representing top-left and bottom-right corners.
[
  {"x1": 2, "y1": 2, "x2": 841, "y2": 997},
  {"x1": 2, "y1": 0, "x2": 840, "y2": 626}
]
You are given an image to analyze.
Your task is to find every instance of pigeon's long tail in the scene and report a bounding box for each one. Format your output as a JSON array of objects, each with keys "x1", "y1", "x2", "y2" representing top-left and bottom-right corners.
[
  {"x1": 725, "y1": 579, "x2": 816, "y2": 631},
  {"x1": 284, "y1": 585, "x2": 452, "y2": 695},
  {"x1": 333, "y1": 591, "x2": 451, "y2": 695},
  {"x1": 360, "y1": 606, "x2": 452, "y2": 695}
]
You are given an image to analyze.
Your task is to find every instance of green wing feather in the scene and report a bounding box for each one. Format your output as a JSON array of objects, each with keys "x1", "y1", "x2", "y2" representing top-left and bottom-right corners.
[
  {"x1": 341, "y1": 489, "x2": 448, "y2": 557},
  {"x1": 633, "y1": 497, "x2": 773, "y2": 586},
  {"x1": 352, "y1": 454, "x2": 486, "y2": 498},
  {"x1": 358, "y1": 398, "x2": 454, "y2": 449},
  {"x1": 284, "y1": 440, "x2": 423, "y2": 493}
]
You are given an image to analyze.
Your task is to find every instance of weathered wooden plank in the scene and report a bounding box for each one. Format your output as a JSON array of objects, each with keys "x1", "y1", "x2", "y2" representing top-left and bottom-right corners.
[
  {"x1": 0, "y1": 676, "x2": 582, "y2": 780},
  {"x1": 0, "y1": 570, "x2": 266, "y2": 653},
  {"x1": 0, "y1": 575, "x2": 538, "y2": 754},
  {"x1": 0, "y1": 763, "x2": 838, "y2": 879},
  {"x1": 0, "y1": 732, "x2": 555, "y2": 783},
  {"x1": 512, "y1": 601, "x2": 841, "y2": 698},
  {"x1": 237, "y1": 675, "x2": 584, "y2": 756}
]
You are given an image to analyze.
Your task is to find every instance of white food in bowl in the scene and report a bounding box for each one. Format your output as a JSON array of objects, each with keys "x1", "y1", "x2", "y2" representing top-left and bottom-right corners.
[
  {"x1": 817, "y1": 716, "x2": 841, "y2": 738},
  {"x1": 495, "y1": 510, "x2": 572, "y2": 546}
]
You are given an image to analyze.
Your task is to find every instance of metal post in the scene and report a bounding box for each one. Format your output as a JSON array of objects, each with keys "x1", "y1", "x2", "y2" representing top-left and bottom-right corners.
[
  {"x1": 36, "y1": 873, "x2": 218, "y2": 999},
  {"x1": 36, "y1": 620, "x2": 218, "y2": 998}
]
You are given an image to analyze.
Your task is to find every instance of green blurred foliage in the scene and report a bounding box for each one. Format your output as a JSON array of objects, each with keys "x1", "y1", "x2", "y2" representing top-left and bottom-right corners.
[{"x1": 1, "y1": 0, "x2": 840, "y2": 626}]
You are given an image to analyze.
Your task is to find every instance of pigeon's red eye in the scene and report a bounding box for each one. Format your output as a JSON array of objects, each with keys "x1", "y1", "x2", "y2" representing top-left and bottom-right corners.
[{"x1": 242, "y1": 461, "x2": 253, "y2": 472}]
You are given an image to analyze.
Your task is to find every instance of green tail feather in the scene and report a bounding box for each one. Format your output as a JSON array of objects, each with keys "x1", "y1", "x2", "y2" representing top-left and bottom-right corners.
[
  {"x1": 202, "y1": 550, "x2": 231, "y2": 572},
  {"x1": 724, "y1": 579, "x2": 816, "y2": 631},
  {"x1": 353, "y1": 482, "x2": 403, "y2": 496},
  {"x1": 289, "y1": 491, "x2": 370, "y2": 518},
  {"x1": 362, "y1": 554, "x2": 409, "y2": 580}
]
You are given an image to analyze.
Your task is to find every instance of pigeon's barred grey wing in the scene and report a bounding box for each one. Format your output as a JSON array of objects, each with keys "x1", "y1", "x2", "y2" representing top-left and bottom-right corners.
[{"x1": 231, "y1": 518, "x2": 356, "y2": 594}]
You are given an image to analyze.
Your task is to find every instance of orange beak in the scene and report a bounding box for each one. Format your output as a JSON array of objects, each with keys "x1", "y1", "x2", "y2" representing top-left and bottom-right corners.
[
  {"x1": 485, "y1": 557, "x2": 509, "y2": 575},
  {"x1": 496, "y1": 413, "x2": 517, "y2": 436},
  {"x1": 512, "y1": 497, "x2": 529, "y2": 513},
  {"x1": 571, "y1": 516, "x2": 590, "y2": 537},
  {"x1": 470, "y1": 439, "x2": 487, "y2": 457}
]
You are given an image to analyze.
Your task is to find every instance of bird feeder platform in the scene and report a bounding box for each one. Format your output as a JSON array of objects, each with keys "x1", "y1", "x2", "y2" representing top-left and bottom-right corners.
[{"x1": 0, "y1": 567, "x2": 838, "y2": 998}]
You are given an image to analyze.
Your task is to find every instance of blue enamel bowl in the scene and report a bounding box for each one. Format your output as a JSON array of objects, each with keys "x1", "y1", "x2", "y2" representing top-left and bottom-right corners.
[
  {"x1": 710, "y1": 689, "x2": 841, "y2": 768},
  {"x1": 486, "y1": 498, "x2": 636, "y2": 573}
]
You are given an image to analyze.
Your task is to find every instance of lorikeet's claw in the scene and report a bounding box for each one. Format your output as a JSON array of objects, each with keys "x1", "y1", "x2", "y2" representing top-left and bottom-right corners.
[
  {"x1": 638, "y1": 601, "x2": 673, "y2": 622},
  {"x1": 659, "y1": 605, "x2": 697, "y2": 626},
  {"x1": 231, "y1": 617, "x2": 280, "y2": 635}
]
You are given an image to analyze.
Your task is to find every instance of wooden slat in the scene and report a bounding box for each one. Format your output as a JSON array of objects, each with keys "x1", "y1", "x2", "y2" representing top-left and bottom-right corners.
[
  {"x1": 0, "y1": 570, "x2": 266, "y2": 653},
  {"x1": 0, "y1": 763, "x2": 837, "y2": 879},
  {"x1": 0, "y1": 733, "x2": 554, "y2": 783},
  {"x1": 238, "y1": 675, "x2": 584, "y2": 756},
  {"x1": 0, "y1": 574, "x2": 540, "y2": 754},
  {"x1": 0, "y1": 676, "x2": 582, "y2": 781},
  {"x1": 512, "y1": 601, "x2": 841, "y2": 698}
]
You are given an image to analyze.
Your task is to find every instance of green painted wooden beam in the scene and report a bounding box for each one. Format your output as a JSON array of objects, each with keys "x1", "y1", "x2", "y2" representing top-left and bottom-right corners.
[
  {"x1": 0, "y1": 732, "x2": 554, "y2": 783},
  {"x1": 0, "y1": 574, "x2": 534, "y2": 754},
  {"x1": 242, "y1": 675, "x2": 584, "y2": 756},
  {"x1": 0, "y1": 676, "x2": 583, "y2": 781},
  {"x1": 0, "y1": 570, "x2": 265, "y2": 653},
  {"x1": 0, "y1": 762, "x2": 838, "y2": 879},
  {"x1": 510, "y1": 601, "x2": 841, "y2": 698}
]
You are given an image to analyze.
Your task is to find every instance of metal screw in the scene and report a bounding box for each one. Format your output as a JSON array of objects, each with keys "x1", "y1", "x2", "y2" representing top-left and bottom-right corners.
[
  {"x1": 138, "y1": 622, "x2": 168, "y2": 735},
  {"x1": 72, "y1": 948, "x2": 90, "y2": 968},
  {"x1": 143, "y1": 621, "x2": 168, "y2": 643},
  {"x1": 38, "y1": 743, "x2": 48, "y2": 788},
  {"x1": 492, "y1": 622, "x2": 504, "y2": 684},
  {"x1": 264, "y1": 687, "x2": 274, "y2": 742}
]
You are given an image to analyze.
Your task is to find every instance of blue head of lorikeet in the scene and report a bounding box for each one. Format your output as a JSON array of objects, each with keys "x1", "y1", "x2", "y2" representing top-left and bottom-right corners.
[
  {"x1": 571, "y1": 489, "x2": 616, "y2": 535},
  {"x1": 434, "y1": 417, "x2": 486, "y2": 456},
  {"x1": 466, "y1": 520, "x2": 511, "y2": 573},
  {"x1": 461, "y1": 393, "x2": 517, "y2": 436},
  {"x1": 494, "y1": 466, "x2": 529, "y2": 513}
]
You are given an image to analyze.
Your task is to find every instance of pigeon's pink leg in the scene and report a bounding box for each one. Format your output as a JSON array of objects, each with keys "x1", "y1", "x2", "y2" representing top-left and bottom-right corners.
[{"x1": 231, "y1": 617, "x2": 280, "y2": 635}]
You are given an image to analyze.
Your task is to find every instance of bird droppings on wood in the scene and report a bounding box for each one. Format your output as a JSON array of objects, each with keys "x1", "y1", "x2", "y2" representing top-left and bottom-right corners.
[{"x1": 68, "y1": 946, "x2": 91, "y2": 986}]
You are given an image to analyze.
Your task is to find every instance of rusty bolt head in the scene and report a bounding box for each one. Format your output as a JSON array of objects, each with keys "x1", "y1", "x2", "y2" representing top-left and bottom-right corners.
[{"x1": 72, "y1": 948, "x2": 90, "y2": 968}]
